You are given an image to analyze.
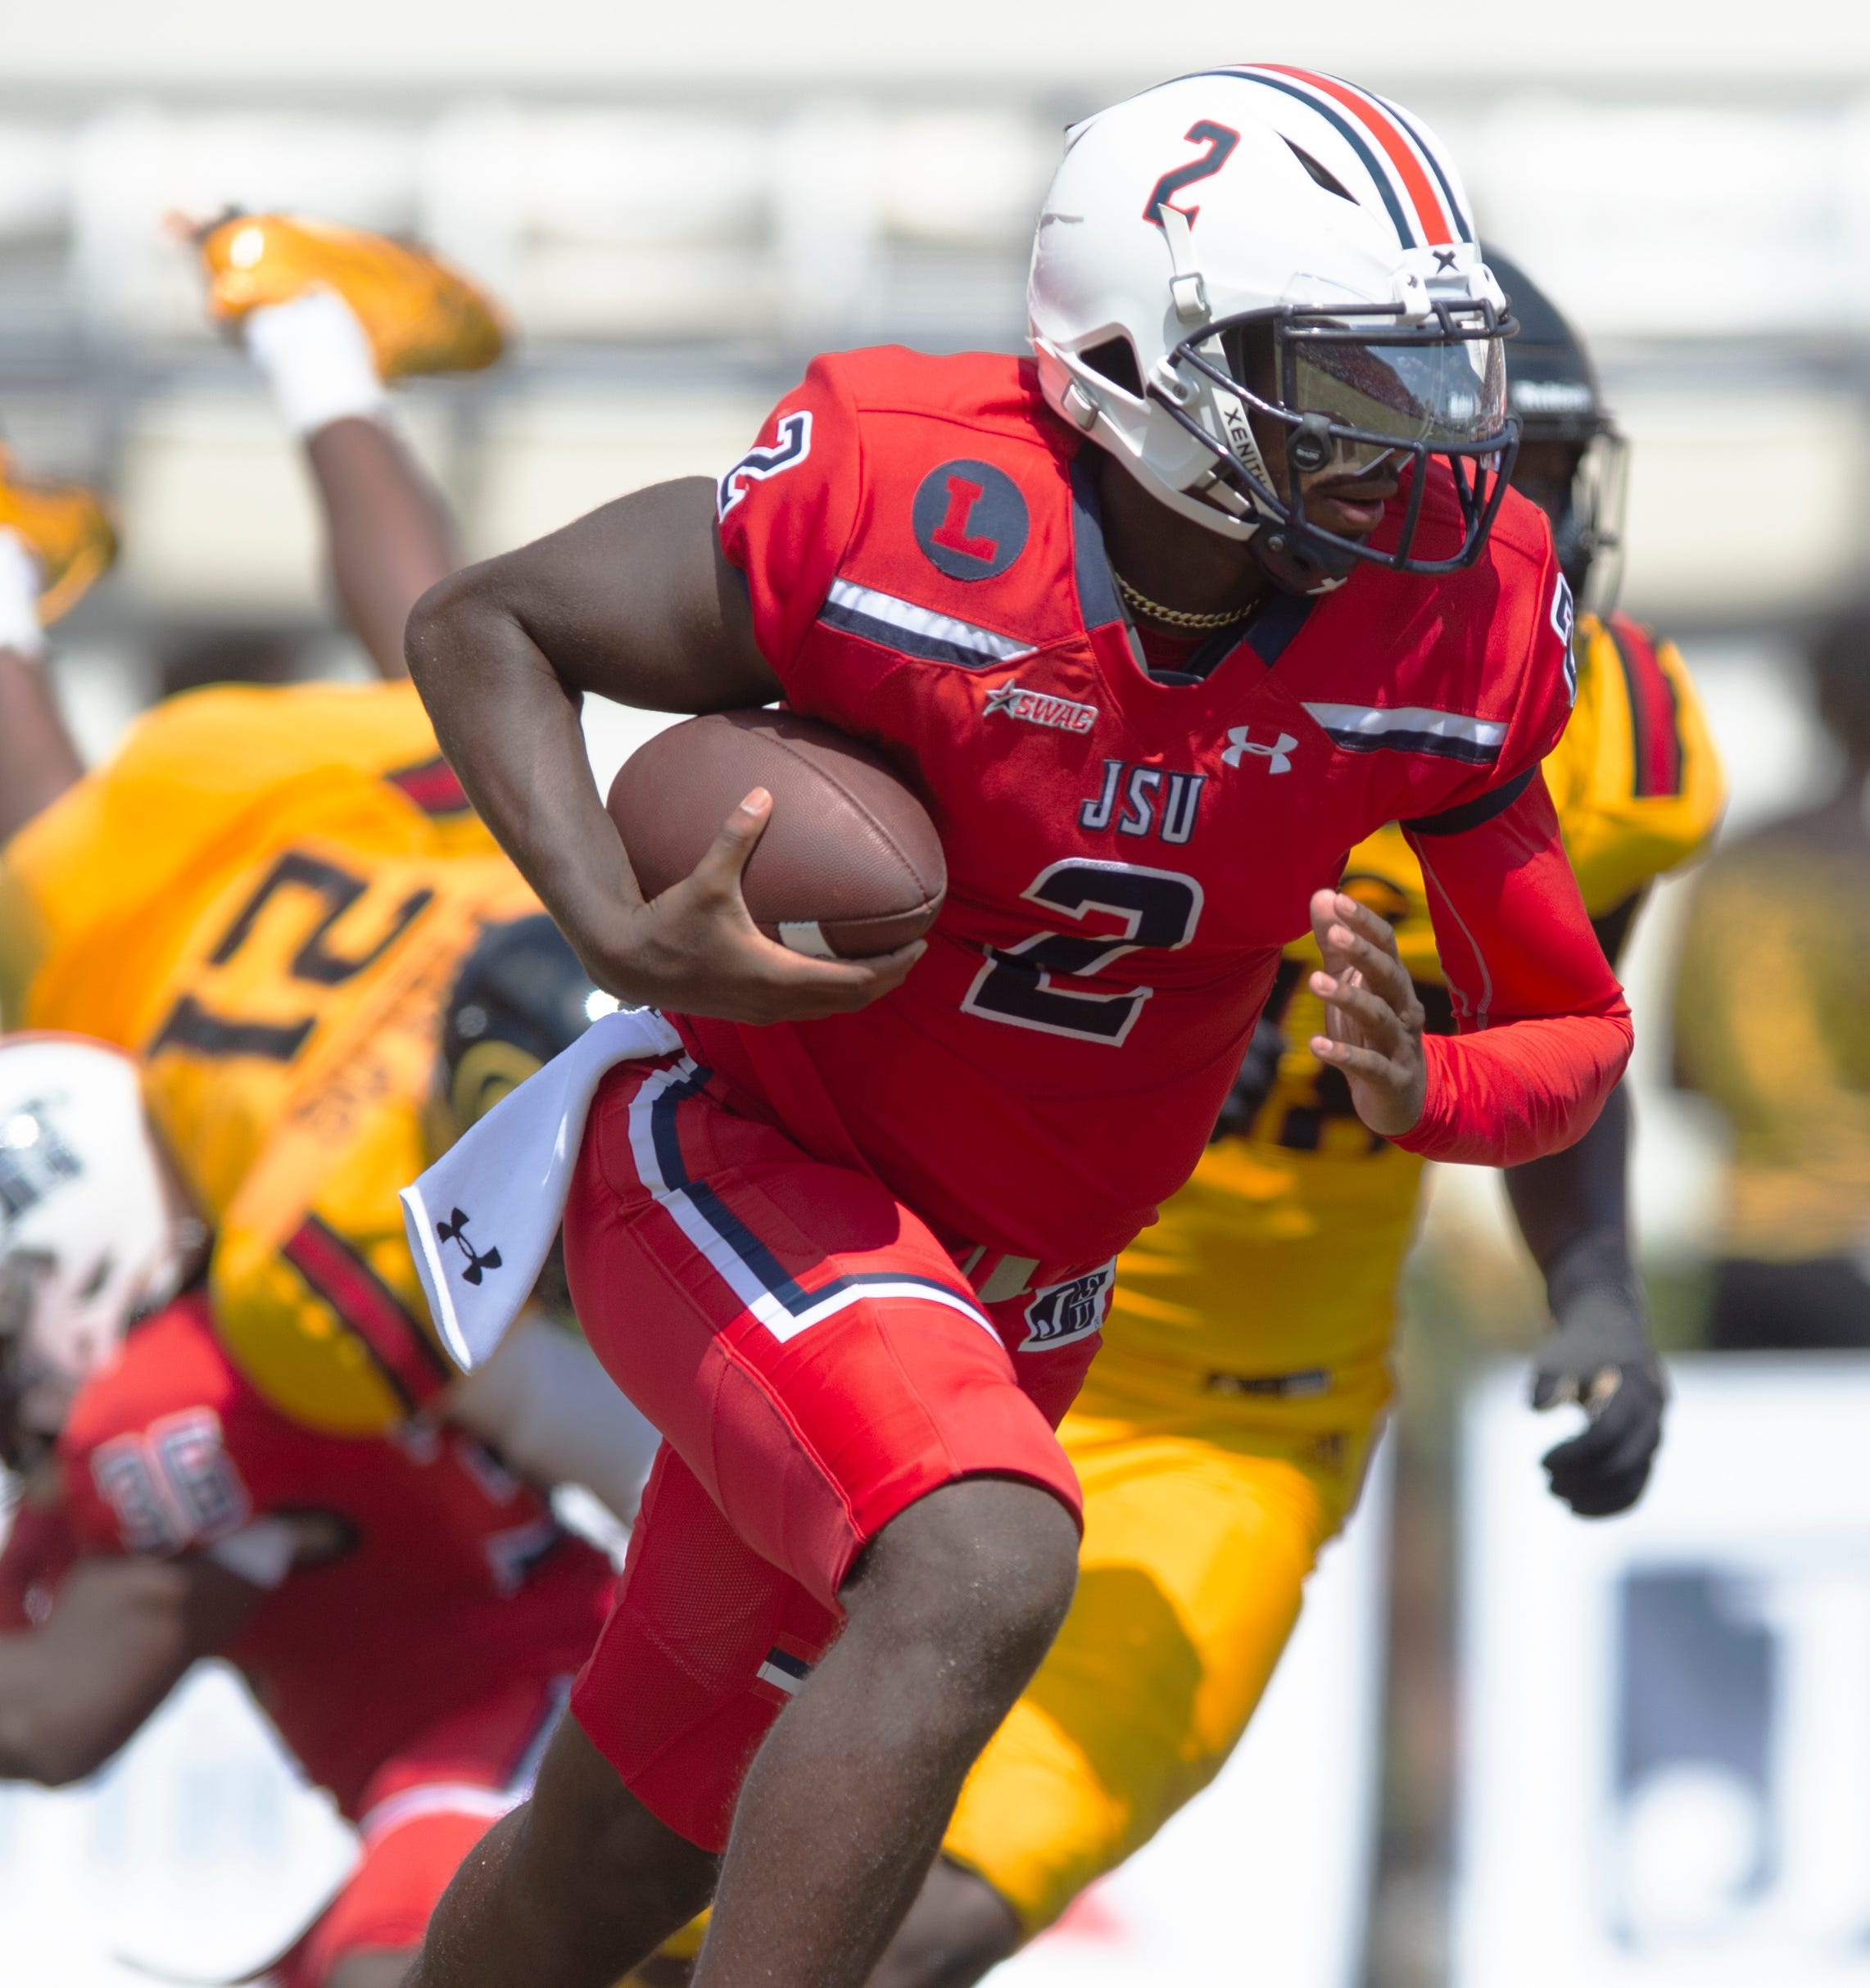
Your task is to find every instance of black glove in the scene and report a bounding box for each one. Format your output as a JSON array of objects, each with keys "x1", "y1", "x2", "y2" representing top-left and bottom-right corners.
[
  {"x1": 1211, "y1": 1017, "x2": 1288, "y2": 1142},
  {"x1": 1529, "y1": 1239, "x2": 1666, "y2": 1519}
]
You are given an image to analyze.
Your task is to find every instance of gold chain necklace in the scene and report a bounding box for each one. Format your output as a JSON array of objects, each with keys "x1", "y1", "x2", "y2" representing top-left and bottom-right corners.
[{"x1": 1110, "y1": 568, "x2": 1254, "y2": 632}]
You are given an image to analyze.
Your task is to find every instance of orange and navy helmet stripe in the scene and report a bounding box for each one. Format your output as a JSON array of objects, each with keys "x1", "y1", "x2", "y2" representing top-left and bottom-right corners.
[
  {"x1": 1182, "y1": 66, "x2": 1474, "y2": 251},
  {"x1": 1370, "y1": 90, "x2": 1476, "y2": 249}
]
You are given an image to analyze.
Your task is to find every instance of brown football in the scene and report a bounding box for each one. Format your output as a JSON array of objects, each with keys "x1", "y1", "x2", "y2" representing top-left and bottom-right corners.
[{"x1": 606, "y1": 710, "x2": 947, "y2": 958}]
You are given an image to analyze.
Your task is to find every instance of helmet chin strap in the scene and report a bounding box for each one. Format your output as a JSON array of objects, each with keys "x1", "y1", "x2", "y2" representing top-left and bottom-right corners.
[
  {"x1": 1248, "y1": 526, "x2": 1357, "y2": 596},
  {"x1": 1193, "y1": 369, "x2": 1281, "y2": 537},
  {"x1": 1169, "y1": 465, "x2": 1352, "y2": 595}
]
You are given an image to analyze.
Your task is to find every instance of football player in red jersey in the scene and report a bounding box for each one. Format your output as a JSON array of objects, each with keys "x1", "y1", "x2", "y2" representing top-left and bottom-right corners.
[
  {"x1": 398, "y1": 70, "x2": 1632, "y2": 1988},
  {"x1": 0, "y1": 1052, "x2": 614, "y2": 1988}
]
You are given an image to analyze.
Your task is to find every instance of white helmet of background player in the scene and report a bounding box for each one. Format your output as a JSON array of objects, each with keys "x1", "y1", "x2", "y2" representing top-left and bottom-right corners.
[
  {"x1": 0, "y1": 1035, "x2": 198, "y2": 1451},
  {"x1": 1028, "y1": 66, "x2": 1519, "y2": 591}
]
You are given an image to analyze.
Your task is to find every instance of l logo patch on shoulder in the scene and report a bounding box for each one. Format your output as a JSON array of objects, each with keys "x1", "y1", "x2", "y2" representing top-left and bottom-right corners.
[{"x1": 913, "y1": 460, "x2": 1030, "y2": 581}]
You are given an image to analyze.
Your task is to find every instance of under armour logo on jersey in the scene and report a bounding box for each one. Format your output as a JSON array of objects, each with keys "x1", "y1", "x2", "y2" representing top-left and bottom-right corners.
[
  {"x1": 436, "y1": 1207, "x2": 503, "y2": 1286},
  {"x1": 1222, "y1": 726, "x2": 1298, "y2": 775},
  {"x1": 717, "y1": 412, "x2": 813, "y2": 520}
]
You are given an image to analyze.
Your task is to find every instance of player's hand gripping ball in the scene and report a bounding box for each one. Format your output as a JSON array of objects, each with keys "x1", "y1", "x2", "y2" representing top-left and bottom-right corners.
[{"x1": 604, "y1": 711, "x2": 945, "y2": 1021}]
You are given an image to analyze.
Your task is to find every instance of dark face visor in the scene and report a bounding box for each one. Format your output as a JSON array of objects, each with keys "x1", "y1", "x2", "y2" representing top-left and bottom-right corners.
[{"x1": 1149, "y1": 298, "x2": 1522, "y2": 577}]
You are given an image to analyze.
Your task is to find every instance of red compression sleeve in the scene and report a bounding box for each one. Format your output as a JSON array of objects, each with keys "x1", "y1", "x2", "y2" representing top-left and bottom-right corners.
[{"x1": 1397, "y1": 772, "x2": 1632, "y2": 1166}]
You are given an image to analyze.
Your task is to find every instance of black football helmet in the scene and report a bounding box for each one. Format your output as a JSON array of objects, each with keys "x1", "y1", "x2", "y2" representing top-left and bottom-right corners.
[
  {"x1": 1486, "y1": 243, "x2": 1628, "y2": 609},
  {"x1": 437, "y1": 915, "x2": 606, "y2": 1140}
]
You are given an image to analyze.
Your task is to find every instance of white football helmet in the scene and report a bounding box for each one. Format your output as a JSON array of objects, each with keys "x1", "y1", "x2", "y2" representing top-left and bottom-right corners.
[
  {"x1": 1028, "y1": 66, "x2": 1518, "y2": 589},
  {"x1": 0, "y1": 1035, "x2": 197, "y2": 1447}
]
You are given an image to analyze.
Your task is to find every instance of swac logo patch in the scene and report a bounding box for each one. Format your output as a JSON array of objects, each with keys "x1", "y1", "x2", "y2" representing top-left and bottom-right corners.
[
  {"x1": 984, "y1": 682, "x2": 1098, "y2": 735},
  {"x1": 912, "y1": 460, "x2": 1030, "y2": 581},
  {"x1": 718, "y1": 412, "x2": 813, "y2": 520},
  {"x1": 1020, "y1": 1261, "x2": 1116, "y2": 1352}
]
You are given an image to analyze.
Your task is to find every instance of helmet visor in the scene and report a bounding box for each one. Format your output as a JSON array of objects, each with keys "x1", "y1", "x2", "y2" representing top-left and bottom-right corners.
[
  {"x1": 1164, "y1": 305, "x2": 1523, "y2": 577},
  {"x1": 1286, "y1": 331, "x2": 1510, "y2": 470}
]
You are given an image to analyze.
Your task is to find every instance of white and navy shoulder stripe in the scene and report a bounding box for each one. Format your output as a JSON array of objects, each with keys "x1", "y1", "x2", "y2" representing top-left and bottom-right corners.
[
  {"x1": 817, "y1": 579, "x2": 1035, "y2": 671},
  {"x1": 1302, "y1": 702, "x2": 1506, "y2": 768}
]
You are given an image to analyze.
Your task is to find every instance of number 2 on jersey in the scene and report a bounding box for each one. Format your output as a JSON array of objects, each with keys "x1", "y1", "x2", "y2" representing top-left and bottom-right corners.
[{"x1": 963, "y1": 859, "x2": 1203, "y2": 1047}]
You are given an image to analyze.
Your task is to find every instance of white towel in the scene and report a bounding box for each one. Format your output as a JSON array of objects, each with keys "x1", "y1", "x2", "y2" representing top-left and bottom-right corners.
[{"x1": 401, "y1": 1007, "x2": 683, "y2": 1370}]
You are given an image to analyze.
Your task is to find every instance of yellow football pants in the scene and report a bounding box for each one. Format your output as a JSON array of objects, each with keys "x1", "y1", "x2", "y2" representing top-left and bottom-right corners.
[{"x1": 940, "y1": 1360, "x2": 1385, "y2": 1932}]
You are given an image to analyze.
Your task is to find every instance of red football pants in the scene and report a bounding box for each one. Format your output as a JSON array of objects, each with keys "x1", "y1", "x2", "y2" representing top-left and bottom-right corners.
[
  {"x1": 283, "y1": 1674, "x2": 567, "y2": 1988},
  {"x1": 563, "y1": 1052, "x2": 1105, "y2": 1851}
]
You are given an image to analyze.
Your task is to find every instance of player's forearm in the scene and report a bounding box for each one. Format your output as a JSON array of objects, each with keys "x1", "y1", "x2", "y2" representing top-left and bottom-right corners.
[
  {"x1": 1392, "y1": 1001, "x2": 1632, "y2": 1166},
  {"x1": 0, "y1": 1553, "x2": 256, "y2": 1785},
  {"x1": 305, "y1": 417, "x2": 455, "y2": 681},
  {"x1": 1504, "y1": 1080, "x2": 1636, "y2": 1296},
  {"x1": 405, "y1": 569, "x2": 651, "y2": 954},
  {"x1": 405, "y1": 478, "x2": 780, "y2": 982},
  {"x1": 0, "y1": 1629, "x2": 111, "y2": 1783},
  {"x1": 1404, "y1": 776, "x2": 1635, "y2": 1163},
  {"x1": 0, "y1": 1610, "x2": 163, "y2": 1784},
  {"x1": 0, "y1": 647, "x2": 84, "y2": 845}
]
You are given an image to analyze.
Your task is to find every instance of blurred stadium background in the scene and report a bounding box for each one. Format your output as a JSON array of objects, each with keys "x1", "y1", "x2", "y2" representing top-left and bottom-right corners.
[{"x1": 6, "y1": 2, "x2": 1870, "y2": 1982}]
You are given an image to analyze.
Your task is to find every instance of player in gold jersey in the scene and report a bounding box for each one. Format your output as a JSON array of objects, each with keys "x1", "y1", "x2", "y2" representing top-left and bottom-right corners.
[
  {"x1": 858, "y1": 251, "x2": 1727, "y2": 1980},
  {"x1": 0, "y1": 216, "x2": 670, "y2": 1988},
  {"x1": 0, "y1": 213, "x2": 654, "y2": 1498}
]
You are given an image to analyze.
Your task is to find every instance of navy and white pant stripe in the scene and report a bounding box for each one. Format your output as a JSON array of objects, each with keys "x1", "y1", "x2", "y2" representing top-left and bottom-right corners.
[
  {"x1": 756, "y1": 1647, "x2": 814, "y2": 1697},
  {"x1": 624, "y1": 1057, "x2": 999, "y2": 1346}
]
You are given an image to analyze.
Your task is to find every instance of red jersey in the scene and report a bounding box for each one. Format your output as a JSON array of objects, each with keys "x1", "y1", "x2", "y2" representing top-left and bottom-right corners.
[
  {"x1": 703, "y1": 348, "x2": 1630, "y2": 1271},
  {"x1": 52, "y1": 1294, "x2": 612, "y2": 1818}
]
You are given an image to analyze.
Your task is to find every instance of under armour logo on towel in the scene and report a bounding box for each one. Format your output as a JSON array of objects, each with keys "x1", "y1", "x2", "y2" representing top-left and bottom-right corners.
[
  {"x1": 437, "y1": 1207, "x2": 503, "y2": 1285},
  {"x1": 1222, "y1": 726, "x2": 1298, "y2": 775}
]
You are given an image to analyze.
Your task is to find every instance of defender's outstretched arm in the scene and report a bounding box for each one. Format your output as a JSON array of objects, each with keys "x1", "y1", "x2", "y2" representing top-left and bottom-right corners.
[
  {"x1": 199, "y1": 221, "x2": 491, "y2": 680},
  {"x1": 303, "y1": 415, "x2": 455, "y2": 681},
  {"x1": 0, "y1": 647, "x2": 83, "y2": 847},
  {"x1": 0, "y1": 479, "x2": 113, "y2": 844}
]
